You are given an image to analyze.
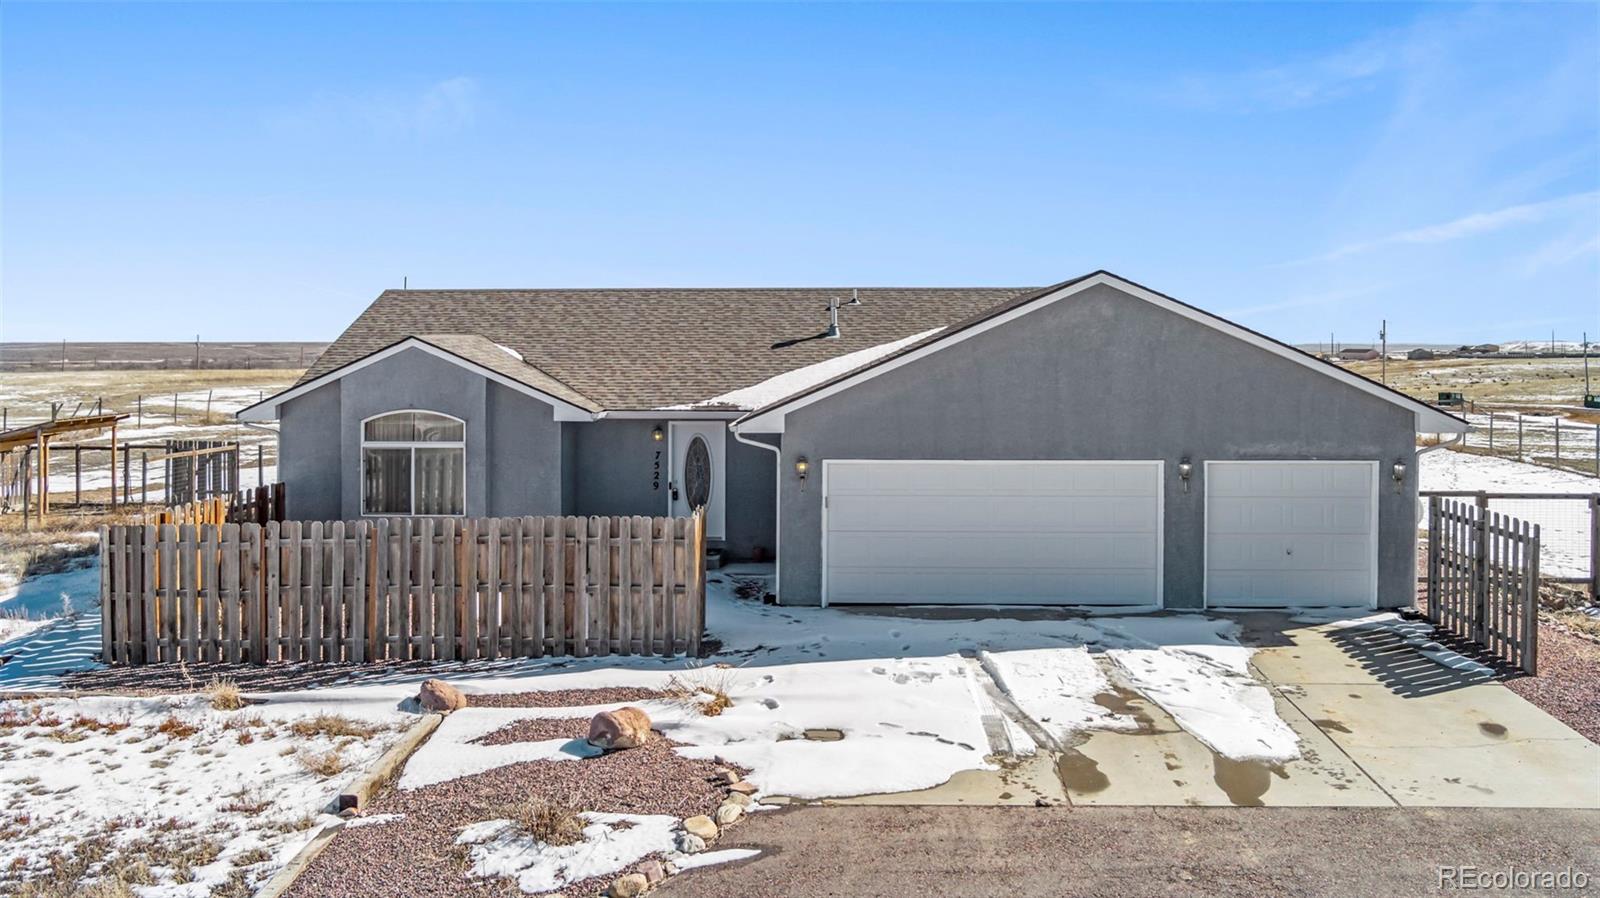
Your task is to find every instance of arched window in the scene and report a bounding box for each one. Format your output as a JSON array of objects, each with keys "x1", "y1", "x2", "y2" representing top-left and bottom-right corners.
[{"x1": 361, "y1": 411, "x2": 465, "y2": 516}]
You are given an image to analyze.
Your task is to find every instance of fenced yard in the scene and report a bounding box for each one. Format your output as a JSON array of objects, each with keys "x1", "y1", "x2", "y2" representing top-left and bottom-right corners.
[
  {"x1": 1459, "y1": 410, "x2": 1600, "y2": 478},
  {"x1": 1424, "y1": 497, "x2": 1541, "y2": 673},
  {"x1": 99, "y1": 510, "x2": 707, "y2": 665}
]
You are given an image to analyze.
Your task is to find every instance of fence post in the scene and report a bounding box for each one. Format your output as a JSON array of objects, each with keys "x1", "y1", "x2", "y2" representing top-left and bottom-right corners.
[
  {"x1": 1526, "y1": 522, "x2": 1541, "y2": 676},
  {"x1": 1590, "y1": 495, "x2": 1599, "y2": 602},
  {"x1": 1426, "y1": 496, "x2": 1441, "y2": 620},
  {"x1": 1488, "y1": 413, "x2": 1494, "y2": 452},
  {"x1": 1518, "y1": 414, "x2": 1524, "y2": 460},
  {"x1": 1555, "y1": 417, "x2": 1561, "y2": 461},
  {"x1": 1472, "y1": 502, "x2": 1488, "y2": 645}
]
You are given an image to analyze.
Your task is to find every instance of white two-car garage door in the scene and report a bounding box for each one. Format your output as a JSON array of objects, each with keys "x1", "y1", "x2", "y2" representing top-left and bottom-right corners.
[
  {"x1": 1204, "y1": 461, "x2": 1377, "y2": 608},
  {"x1": 822, "y1": 460, "x2": 1162, "y2": 606}
]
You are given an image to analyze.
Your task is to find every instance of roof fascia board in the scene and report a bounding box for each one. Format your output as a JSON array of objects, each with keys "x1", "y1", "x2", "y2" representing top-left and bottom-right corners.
[
  {"x1": 733, "y1": 273, "x2": 1467, "y2": 435},
  {"x1": 237, "y1": 338, "x2": 595, "y2": 423}
]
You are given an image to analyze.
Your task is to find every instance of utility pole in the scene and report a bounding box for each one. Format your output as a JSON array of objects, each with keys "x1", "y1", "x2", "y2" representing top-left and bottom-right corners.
[
  {"x1": 60, "y1": 339, "x2": 66, "y2": 372},
  {"x1": 1584, "y1": 331, "x2": 1591, "y2": 397},
  {"x1": 1380, "y1": 320, "x2": 1387, "y2": 385},
  {"x1": 194, "y1": 334, "x2": 201, "y2": 369}
]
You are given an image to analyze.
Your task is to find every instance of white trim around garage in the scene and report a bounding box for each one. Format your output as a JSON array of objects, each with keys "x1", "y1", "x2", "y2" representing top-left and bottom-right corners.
[
  {"x1": 1202, "y1": 459, "x2": 1379, "y2": 610},
  {"x1": 820, "y1": 458, "x2": 1165, "y2": 609},
  {"x1": 237, "y1": 338, "x2": 595, "y2": 423},
  {"x1": 735, "y1": 273, "x2": 1468, "y2": 436}
]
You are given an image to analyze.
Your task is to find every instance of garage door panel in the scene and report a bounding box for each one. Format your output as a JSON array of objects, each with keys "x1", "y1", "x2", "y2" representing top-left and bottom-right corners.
[
  {"x1": 827, "y1": 494, "x2": 1158, "y2": 534},
  {"x1": 828, "y1": 567, "x2": 1157, "y2": 605},
  {"x1": 824, "y1": 461, "x2": 1161, "y2": 605},
  {"x1": 1206, "y1": 461, "x2": 1375, "y2": 608}
]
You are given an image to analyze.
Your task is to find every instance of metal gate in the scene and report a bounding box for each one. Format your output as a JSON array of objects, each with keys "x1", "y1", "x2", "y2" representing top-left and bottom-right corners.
[{"x1": 1425, "y1": 497, "x2": 1541, "y2": 673}]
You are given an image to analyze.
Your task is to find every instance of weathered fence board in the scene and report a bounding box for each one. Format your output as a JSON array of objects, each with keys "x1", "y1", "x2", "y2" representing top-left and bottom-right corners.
[
  {"x1": 101, "y1": 510, "x2": 707, "y2": 665},
  {"x1": 1425, "y1": 497, "x2": 1540, "y2": 673}
]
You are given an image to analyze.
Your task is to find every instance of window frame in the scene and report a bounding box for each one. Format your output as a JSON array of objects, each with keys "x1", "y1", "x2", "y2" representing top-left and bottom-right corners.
[{"x1": 359, "y1": 409, "x2": 467, "y2": 517}]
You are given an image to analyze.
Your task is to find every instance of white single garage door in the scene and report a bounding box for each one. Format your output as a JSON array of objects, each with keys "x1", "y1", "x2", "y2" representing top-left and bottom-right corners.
[
  {"x1": 822, "y1": 460, "x2": 1163, "y2": 606},
  {"x1": 1205, "y1": 461, "x2": 1377, "y2": 608}
]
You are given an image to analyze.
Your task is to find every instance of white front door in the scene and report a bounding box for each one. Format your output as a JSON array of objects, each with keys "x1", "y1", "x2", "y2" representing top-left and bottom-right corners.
[
  {"x1": 822, "y1": 460, "x2": 1164, "y2": 606},
  {"x1": 667, "y1": 422, "x2": 726, "y2": 539},
  {"x1": 1204, "y1": 460, "x2": 1377, "y2": 608}
]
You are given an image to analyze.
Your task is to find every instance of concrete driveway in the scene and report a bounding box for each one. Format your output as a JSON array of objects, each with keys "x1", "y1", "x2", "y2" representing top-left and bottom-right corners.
[{"x1": 825, "y1": 612, "x2": 1600, "y2": 809}]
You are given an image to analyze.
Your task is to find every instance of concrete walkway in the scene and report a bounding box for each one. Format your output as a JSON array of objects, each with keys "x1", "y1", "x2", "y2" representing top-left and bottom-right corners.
[{"x1": 831, "y1": 613, "x2": 1600, "y2": 809}]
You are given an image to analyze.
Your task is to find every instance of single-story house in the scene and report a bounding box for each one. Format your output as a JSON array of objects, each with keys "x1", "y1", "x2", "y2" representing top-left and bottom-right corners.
[
  {"x1": 240, "y1": 271, "x2": 1467, "y2": 610},
  {"x1": 1337, "y1": 347, "x2": 1381, "y2": 361}
]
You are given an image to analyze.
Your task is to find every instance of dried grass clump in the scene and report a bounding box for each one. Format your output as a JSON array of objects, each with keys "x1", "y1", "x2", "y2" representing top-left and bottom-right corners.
[
  {"x1": 296, "y1": 749, "x2": 346, "y2": 778},
  {"x1": 205, "y1": 678, "x2": 244, "y2": 711},
  {"x1": 289, "y1": 713, "x2": 378, "y2": 740},
  {"x1": 155, "y1": 716, "x2": 198, "y2": 739},
  {"x1": 507, "y1": 798, "x2": 585, "y2": 847},
  {"x1": 666, "y1": 666, "x2": 737, "y2": 717}
]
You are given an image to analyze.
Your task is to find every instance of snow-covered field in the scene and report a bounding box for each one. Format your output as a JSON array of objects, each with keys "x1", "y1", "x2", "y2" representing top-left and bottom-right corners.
[
  {"x1": 1419, "y1": 448, "x2": 1598, "y2": 576},
  {"x1": 0, "y1": 689, "x2": 410, "y2": 896}
]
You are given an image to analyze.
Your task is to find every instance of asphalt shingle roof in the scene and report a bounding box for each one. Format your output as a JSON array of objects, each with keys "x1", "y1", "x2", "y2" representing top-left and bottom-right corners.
[{"x1": 301, "y1": 287, "x2": 1038, "y2": 410}]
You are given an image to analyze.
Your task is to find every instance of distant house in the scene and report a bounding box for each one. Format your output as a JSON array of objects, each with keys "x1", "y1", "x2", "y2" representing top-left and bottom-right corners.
[
  {"x1": 1407, "y1": 348, "x2": 1436, "y2": 361},
  {"x1": 1338, "y1": 347, "x2": 1381, "y2": 361},
  {"x1": 240, "y1": 270, "x2": 1465, "y2": 610}
]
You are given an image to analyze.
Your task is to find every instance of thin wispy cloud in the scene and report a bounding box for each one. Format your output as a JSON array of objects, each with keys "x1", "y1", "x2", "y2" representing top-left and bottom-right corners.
[
  {"x1": 1285, "y1": 191, "x2": 1599, "y2": 265},
  {"x1": 1220, "y1": 284, "x2": 1386, "y2": 319},
  {"x1": 267, "y1": 76, "x2": 482, "y2": 138},
  {"x1": 1161, "y1": 31, "x2": 1398, "y2": 112}
]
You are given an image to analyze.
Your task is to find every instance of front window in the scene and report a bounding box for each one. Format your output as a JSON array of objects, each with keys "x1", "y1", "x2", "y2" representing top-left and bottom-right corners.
[{"x1": 361, "y1": 411, "x2": 465, "y2": 515}]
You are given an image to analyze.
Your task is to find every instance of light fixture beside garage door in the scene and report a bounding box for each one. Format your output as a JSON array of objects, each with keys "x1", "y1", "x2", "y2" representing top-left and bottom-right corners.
[{"x1": 1177, "y1": 456, "x2": 1193, "y2": 492}]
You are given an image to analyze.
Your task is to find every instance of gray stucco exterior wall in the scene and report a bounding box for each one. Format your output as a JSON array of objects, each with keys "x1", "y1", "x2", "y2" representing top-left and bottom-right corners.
[
  {"x1": 278, "y1": 380, "x2": 342, "y2": 521},
  {"x1": 773, "y1": 282, "x2": 1418, "y2": 608},
  {"x1": 273, "y1": 351, "x2": 775, "y2": 557},
  {"x1": 569, "y1": 420, "x2": 775, "y2": 560}
]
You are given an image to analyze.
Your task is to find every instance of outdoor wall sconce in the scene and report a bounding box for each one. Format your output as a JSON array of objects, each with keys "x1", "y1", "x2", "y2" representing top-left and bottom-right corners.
[
  {"x1": 795, "y1": 456, "x2": 810, "y2": 481},
  {"x1": 651, "y1": 426, "x2": 664, "y2": 442},
  {"x1": 1177, "y1": 456, "x2": 1193, "y2": 493},
  {"x1": 1392, "y1": 459, "x2": 1407, "y2": 492}
]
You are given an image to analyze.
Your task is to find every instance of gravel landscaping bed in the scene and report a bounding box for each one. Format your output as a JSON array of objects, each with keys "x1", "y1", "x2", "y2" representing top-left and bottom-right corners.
[
  {"x1": 285, "y1": 694, "x2": 746, "y2": 898},
  {"x1": 1504, "y1": 623, "x2": 1600, "y2": 745},
  {"x1": 467, "y1": 687, "x2": 666, "y2": 708}
]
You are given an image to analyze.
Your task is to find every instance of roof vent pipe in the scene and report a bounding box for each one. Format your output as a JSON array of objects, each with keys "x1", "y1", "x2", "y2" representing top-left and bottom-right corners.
[{"x1": 824, "y1": 290, "x2": 860, "y2": 340}]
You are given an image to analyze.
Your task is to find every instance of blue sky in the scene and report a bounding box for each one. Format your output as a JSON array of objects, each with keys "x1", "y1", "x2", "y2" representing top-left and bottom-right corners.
[{"x1": 3, "y1": 2, "x2": 1596, "y2": 345}]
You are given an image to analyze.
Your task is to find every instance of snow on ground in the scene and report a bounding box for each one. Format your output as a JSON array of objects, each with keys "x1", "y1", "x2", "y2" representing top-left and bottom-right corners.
[
  {"x1": 978, "y1": 647, "x2": 1136, "y2": 744},
  {"x1": 379, "y1": 572, "x2": 1301, "y2": 800},
  {"x1": 459, "y1": 812, "x2": 678, "y2": 894},
  {"x1": 1419, "y1": 448, "x2": 1597, "y2": 576},
  {"x1": 0, "y1": 560, "x2": 107, "y2": 690},
  {"x1": 666, "y1": 328, "x2": 942, "y2": 410},
  {"x1": 0, "y1": 687, "x2": 411, "y2": 895}
]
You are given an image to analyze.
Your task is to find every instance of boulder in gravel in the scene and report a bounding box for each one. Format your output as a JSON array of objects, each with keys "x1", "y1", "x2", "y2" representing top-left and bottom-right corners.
[
  {"x1": 723, "y1": 791, "x2": 751, "y2": 808},
  {"x1": 681, "y1": 815, "x2": 719, "y2": 841},
  {"x1": 637, "y1": 859, "x2": 666, "y2": 884},
  {"x1": 715, "y1": 802, "x2": 743, "y2": 826},
  {"x1": 418, "y1": 679, "x2": 467, "y2": 713},
  {"x1": 674, "y1": 832, "x2": 706, "y2": 854},
  {"x1": 727, "y1": 780, "x2": 757, "y2": 794},
  {"x1": 713, "y1": 768, "x2": 739, "y2": 785},
  {"x1": 588, "y1": 707, "x2": 653, "y2": 751},
  {"x1": 608, "y1": 873, "x2": 649, "y2": 898}
]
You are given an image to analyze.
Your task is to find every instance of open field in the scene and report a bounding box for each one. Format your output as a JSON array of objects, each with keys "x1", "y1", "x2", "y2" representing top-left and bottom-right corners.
[
  {"x1": 1, "y1": 341, "x2": 327, "y2": 372},
  {"x1": 1, "y1": 368, "x2": 301, "y2": 506},
  {"x1": 1346, "y1": 355, "x2": 1596, "y2": 411}
]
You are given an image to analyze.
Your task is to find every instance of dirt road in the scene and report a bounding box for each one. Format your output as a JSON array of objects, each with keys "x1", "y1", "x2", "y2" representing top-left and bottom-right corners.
[{"x1": 657, "y1": 805, "x2": 1599, "y2": 898}]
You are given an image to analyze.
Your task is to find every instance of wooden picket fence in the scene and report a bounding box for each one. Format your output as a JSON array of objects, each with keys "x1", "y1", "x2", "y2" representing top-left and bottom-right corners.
[
  {"x1": 1425, "y1": 497, "x2": 1540, "y2": 673},
  {"x1": 100, "y1": 510, "x2": 707, "y2": 665},
  {"x1": 146, "y1": 483, "x2": 287, "y2": 528}
]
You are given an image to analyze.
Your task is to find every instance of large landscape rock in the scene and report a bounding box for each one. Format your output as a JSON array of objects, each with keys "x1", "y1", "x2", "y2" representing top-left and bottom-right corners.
[
  {"x1": 418, "y1": 679, "x2": 467, "y2": 713},
  {"x1": 681, "y1": 815, "x2": 719, "y2": 841},
  {"x1": 587, "y1": 707, "x2": 654, "y2": 751},
  {"x1": 608, "y1": 873, "x2": 649, "y2": 898},
  {"x1": 715, "y1": 802, "x2": 743, "y2": 826},
  {"x1": 674, "y1": 832, "x2": 706, "y2": 854}
]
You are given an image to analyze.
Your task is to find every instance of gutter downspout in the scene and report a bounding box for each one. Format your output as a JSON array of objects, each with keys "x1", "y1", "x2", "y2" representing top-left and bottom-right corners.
[
  {"x1": 1414, "y1": 429, "x2": 1466, "y2": 526},
  {"x1": 730, "y1": 423, "x2": 782, "y2": 603}
]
